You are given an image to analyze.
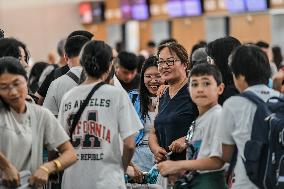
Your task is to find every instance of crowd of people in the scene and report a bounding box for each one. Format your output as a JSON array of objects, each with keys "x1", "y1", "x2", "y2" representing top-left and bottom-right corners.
[{"x1": 0, "y1": 27, "x2": 284, "y2": 189}]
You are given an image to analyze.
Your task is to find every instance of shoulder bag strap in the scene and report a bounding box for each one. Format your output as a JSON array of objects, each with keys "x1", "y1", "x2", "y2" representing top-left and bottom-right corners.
[
  {"x1": 66, "y1": 71, "x2": 80, "y2": 84},
  {"x1": 69, "y1": 82, "x2": 105, "y2": 140}
]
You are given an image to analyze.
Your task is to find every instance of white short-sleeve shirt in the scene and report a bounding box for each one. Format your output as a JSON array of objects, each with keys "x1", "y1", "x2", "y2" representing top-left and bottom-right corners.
[
  {"x1": 58, "y1": 82, "x2": 142, "y2": 189},
  {"x1": 43, "y1": 66, "x2": 82, "y2": 116},
  {"x1": 0, "y1": 103, "x2": 69, "y2": 175},
  {"x1": 187, "y1": 104, "x2": 223, "y2": 173},
  {"x1": 217, "y1": 84, "x2": 280, "y2": 189}
]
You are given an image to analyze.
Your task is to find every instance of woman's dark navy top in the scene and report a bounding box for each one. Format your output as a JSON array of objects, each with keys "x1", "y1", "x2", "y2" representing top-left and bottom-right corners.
[{"x1": 154, "y1": 84, "x2": 198, "y2": 160}]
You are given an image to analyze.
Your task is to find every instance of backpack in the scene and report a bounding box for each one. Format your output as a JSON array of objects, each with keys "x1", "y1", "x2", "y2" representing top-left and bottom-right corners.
[{"x1": 239, "y1": 91, "x2": 284, "y2": 189}]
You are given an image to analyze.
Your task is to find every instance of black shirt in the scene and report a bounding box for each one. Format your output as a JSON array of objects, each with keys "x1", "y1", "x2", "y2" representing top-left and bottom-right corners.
[
  {"x1": 37, "y1": 64, "x2": 69, "y2": 97},
  {"x1": 154, "y1": 84, "x2": 198, "y2": 161}
]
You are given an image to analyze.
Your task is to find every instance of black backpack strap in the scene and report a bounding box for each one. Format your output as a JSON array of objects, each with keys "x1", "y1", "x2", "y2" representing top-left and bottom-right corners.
[
  {"x1": 239, "y1": 91, "x2": 265, "y2": 105},
  {"x1": 226, "y1": 146, "x2": 238, "y2": 184},
  {"x1": 69, "y1": 82, "x2": 105, "y2": 140},
  {"x1": 66, "y1": 71, "x2": 80, "y2": 84}
]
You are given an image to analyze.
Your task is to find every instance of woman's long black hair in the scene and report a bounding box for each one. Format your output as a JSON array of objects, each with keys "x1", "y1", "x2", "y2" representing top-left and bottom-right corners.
[{"x1": 139, "y1": 56, "x2": 158, "y2": 120}]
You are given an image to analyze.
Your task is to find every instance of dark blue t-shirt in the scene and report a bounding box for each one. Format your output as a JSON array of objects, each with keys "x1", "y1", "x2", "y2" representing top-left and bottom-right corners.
[{"x1": 154, "y1": 84, "x2": 198, "y2": 160}]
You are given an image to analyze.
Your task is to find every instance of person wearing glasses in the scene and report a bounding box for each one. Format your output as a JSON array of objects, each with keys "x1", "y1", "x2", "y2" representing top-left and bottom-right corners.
[
  {"x1": 149, "y1": 42, "x2": 198, "y2": 164},
  {"x1": 127, "y1": 56, "x2": 164, "y2": 183},
  {"x1": 0, "y1": 57, "x2": 77, "y2": 188}
]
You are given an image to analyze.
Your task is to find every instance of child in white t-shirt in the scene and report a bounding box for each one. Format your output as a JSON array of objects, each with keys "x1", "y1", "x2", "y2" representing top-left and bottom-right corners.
[
  {"x1": 157, "y1": 63, "x2": 227, "y2": 189},
  {"x1": 217, "y1": 45, "x2": 280, "y2": 189}
]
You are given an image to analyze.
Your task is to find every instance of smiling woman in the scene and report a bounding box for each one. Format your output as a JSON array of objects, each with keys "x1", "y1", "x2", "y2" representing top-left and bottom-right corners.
[
  {"x1": 0, "y1": 57, "x2": 77, "y2": 188},
  {"x1": 149, "y1": 42, "x2": 198, "y2": 164},
  {"x1": 127, "y1": 56, "x2": 164, "y2": 182}
]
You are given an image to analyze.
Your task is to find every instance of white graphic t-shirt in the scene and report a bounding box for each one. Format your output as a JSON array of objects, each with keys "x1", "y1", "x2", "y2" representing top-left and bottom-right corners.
[
  {"x1": 187, "y1": 104, "x2": 223, "y2": 173},
  {"x1": 58, "y1": 82, "x2": 142, "y2": 189}
]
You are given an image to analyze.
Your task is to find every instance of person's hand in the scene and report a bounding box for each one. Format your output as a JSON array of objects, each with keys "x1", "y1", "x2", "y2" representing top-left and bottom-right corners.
[
  {"x1": 157, "y1": 160, "x2": 184, "y2": 177},
  {"x1": 126, "y1": 165, "x2": 144, "y2": 183},
  {"x1": 132, "y1": 165, "x2": 144, "y2": 183},
  {"x1": 169, "y1": 137, "x2": 187, "y2": 153},
  {"x1": 29, "y1": 166, "x2": 49, "y2": 188},
  {"x1": 153, "y1": 146, "x2": 167, "y2": 163},
  {"x1": 2, "y1": 163, "x2": 20, "y2": 188}
]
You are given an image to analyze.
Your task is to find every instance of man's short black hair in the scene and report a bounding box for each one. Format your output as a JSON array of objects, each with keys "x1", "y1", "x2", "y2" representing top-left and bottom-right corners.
[
  {"x1": 117, "y1": 51, "x2": 138, "y2": 71},
  {"x1": 147, "y1": 41, "x2": 156, "y2": 48},
  {"x1": 64, "y1": 35, "x2": 89, "y2": 58},
  {"x1": 67, "y1": 30, "x2": 94, "y2": 40},
  {"x1": 230, "y1": 45, "x2": 271, "y2": 86},
  {"x1": 190, "y1": 63, "x2": 223, "y2": 85},
  {"x1": 255, "y1": 41, "x2": 269, "y2": 49}
]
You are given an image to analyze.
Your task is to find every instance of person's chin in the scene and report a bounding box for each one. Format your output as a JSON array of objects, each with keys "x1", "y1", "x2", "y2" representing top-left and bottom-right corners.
[
  {"x1": 149, "y1": 89, "x2": 158, "y2": 95},
  {"x1": 123, "y1": 79, "x2": 132, "y2": 83}
]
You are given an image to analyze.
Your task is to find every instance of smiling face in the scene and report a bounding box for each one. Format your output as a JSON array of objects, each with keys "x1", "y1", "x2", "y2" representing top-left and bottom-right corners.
[
  {"x1": 143, "y1": 66, "x2": 163, "y2": 95},
  {"x1": 158, "y1": 47, "x2": 187, "y2": 84},
  {"x1": 189, "y1": 75, "x2": 224, "y2": 112},
  {"x1": 0, "y1": 73, "x2": 28, "y2": 113}
]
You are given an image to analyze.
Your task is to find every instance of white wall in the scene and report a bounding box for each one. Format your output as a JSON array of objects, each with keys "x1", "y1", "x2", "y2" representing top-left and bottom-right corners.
[{"x1": 0, "y1": 0, "x2": 87, "y2": 62}]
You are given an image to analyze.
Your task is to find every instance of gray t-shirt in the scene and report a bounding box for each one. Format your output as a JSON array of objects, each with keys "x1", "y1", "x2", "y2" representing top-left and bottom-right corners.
[
  {"x1": 217, "y1": 84, "x2": 280, "y2": 189},
  {"x1": 43, "y1": 66, "x2": 82, "y2": 116},
  {"x1": 0, "y1": 102, "x2": 69, "y2": 176}
]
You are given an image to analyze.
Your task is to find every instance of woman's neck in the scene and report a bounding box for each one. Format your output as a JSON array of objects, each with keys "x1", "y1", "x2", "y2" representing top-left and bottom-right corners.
[
  {"x1": 168, "y1": 76, "x2": 188, "y2": 98},
  {"x1": 83, "y1": 76, "x2": 103, "y2": 85},
  {"x1": 11, "y1": 103, "x2": 27, "y2": 114}
]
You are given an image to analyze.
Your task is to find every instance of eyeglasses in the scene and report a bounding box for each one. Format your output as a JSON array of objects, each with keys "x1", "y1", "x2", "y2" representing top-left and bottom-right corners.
[
  {"x1": 144, "y1": 74, "x2": 161, "y2": 80},
  {"x1": 157, "y1": 59, "x2": 180, "y2": 67},
  {"x1": 0, "y1": 80, "x2": 26, "y2": 94}
]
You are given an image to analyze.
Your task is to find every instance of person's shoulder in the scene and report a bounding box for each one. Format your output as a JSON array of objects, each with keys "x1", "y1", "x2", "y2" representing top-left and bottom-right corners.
[
  {"x1": 50, "y1": 74, "x2": 65, "y2": 85},
  {"x1": 54, "y1": 65, "x2": 68, "y2": 76},
  {"x1": 61, "y1": 84, "x2": 83, "y2": 101},
  {"x1": 26, "y1": 102, "x2": 52, "y2": 116},
  {"x1": 223, "y1": 95, "x2": 253, "y2": 113},
  {"x1": 109, "y1": 85, "x2": 128, "y2": 99}
]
